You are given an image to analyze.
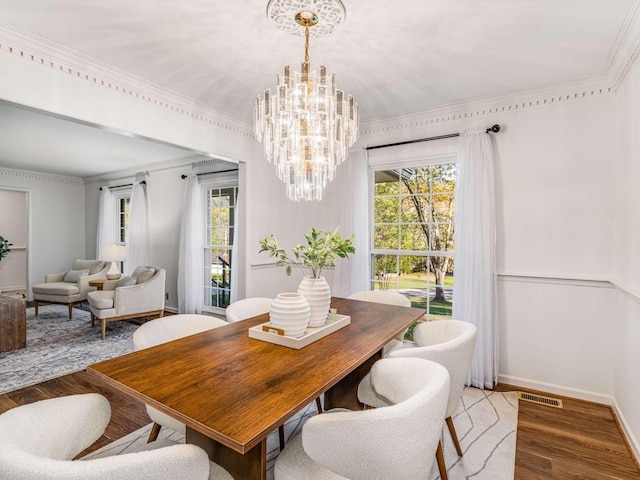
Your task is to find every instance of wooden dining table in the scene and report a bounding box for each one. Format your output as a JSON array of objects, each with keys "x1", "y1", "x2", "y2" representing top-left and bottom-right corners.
[{"x1": 86, "y1": 296, "x2": 424, "y2": 480}]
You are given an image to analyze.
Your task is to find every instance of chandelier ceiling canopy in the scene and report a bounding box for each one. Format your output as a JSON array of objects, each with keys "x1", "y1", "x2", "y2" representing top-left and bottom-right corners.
[{"x1": 254, "y1": 0, "x2": 358, "y2": 201}]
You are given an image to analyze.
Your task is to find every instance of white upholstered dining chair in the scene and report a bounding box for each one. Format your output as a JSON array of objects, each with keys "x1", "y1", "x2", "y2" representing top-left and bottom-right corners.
[
  {"x1": 357, "y1": 319, "x2": 477, "y2": 480},
  {"x1": 274, "y1": 357, "x2": 450, "y2": 480},
  {"x1": 347, "y1": 289, "x2": 413, "y2": 351},
  {"x1": 225, "y1": 297, "x2": 273, "y2": 322},
  {"x1": 132, "y1": 314, "x2": 229, "y2": 443},
  {"x1": 0, "y1": 393, "x2": 233, "y2": 480}
]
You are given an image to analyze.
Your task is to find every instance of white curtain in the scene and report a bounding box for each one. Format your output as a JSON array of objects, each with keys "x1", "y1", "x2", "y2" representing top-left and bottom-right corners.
[
  {"x1": 452, "y1": 129, "x2": 498, "y2": 389},
  {"x1": 96, "y1": 187, "x2": 116, "y2": 259},
  {"x1": 127, "y1": 181, "x2": 149, "y2": 274},
  {"x1": 178, "y1": 174, "x2": 204, "y2": 314},
  {"x1": 333, "y1": 149, "x2": 371, "y2": 297},
  {"x1": 230, "y1": 191, "x2": 240, "y2": 304}
]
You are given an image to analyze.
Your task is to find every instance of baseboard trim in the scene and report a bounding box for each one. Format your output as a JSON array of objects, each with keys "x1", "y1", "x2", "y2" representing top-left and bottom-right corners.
[
  {"x1": 612, "y1": 397, "x2": 640, "y2": 469},
  {"x1": 497, "y1": 374, "x2": 613, "y2": 405},
  {"x1": 164, "y1": 306, "x2": 178, "y2": 314}
]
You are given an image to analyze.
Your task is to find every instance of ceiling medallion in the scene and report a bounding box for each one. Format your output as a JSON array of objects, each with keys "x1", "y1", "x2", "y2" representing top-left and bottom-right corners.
[
  {"x1": 266, "y1": 0, "x2": 347, "y2": 37},
  {"x1": 254, "y1": 2, "x2": 358, "y2": 201}
]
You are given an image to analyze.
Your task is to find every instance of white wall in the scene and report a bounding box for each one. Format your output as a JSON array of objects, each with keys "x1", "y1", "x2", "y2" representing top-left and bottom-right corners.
[
  {"x1": 0, "y1": 189, "x2": 28, "y2": 293},
  {"x1": 0, "y1": 170, "x2": 85, "y2": 298},
  {"x1": 612, "y1": 42, "x2": 640, "y2": 458}
]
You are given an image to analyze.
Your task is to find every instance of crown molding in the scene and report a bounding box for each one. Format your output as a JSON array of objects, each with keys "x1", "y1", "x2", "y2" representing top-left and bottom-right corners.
[
  {"x1": 360, "y1": 0, "x2": 640, "y2": 137},
  {"x1": 0, "y1": 166, "x2": 84, "y2": 185},
  {"x1": 82, "y1": 153, "x2": 237, "y2": 184},
  {"x1": 0, "y1": 20, "x2": 254, "y2": 138},
  {"x1": 359, "y1": 78, "x2": 614, "y2": 137}
]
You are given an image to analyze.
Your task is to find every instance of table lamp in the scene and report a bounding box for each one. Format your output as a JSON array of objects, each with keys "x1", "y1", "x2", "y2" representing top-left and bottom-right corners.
[{"x1": 101, "y1": 245, "x2": 127, "y2": 280}]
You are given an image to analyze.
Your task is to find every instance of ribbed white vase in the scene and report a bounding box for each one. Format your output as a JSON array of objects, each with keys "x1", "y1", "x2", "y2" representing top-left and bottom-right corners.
[
  {"x1": 297, "y1": 276, "x2": 331, "y2": 327},
  {"x1": 269, "y1": 292, "x2": 310, "y2": 338}
]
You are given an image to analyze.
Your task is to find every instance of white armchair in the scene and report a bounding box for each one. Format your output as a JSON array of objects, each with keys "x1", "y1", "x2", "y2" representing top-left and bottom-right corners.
[
  {"x1": 274, "y1": 357, "x2": 450, "y2": 480},
  {"x1": 32, "y1": 259, "x2": 109, "y2": 319},
  {"x1": 0, "y1": 393, "x2": 233, "y2": 480},
  {"x1": 357, "y1": 319, "x2": 477, "y2": 480},
  {"x1": 132, "y1": 314, "x2": 230, "y2": 442},
  {"x1": 87, "y1": 266, "x2": 166, "y2": 340}
]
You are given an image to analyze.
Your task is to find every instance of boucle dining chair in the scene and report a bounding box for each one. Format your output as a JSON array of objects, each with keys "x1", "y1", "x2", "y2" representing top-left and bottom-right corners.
[
  {"x1": 133, "y1": 314, "x2": 229, "y2": 443},
  {"x1": 0, "y1": 393, "x2": 233, "y2": 480},
  {"x1": 225, "y1": 296, "x2": 322, "y2": 450},
  {"x1": 357, "y1": 319, "x2": 477, "y2": 480},
  {"x1": 274, "y1": 357, "x2": 450, "y2": 480},
  {"x1": 225, "y1": 297, "x2": 273, "y2": 323},
  {"x1": 347, "y1": 289, "x2": 413, "y2": 352}
]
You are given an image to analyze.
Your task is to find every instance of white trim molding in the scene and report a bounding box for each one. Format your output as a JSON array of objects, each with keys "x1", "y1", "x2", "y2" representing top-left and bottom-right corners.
[
  {"x1": 0, "y1": 166, "x2": 83, "y2": 185},
  {"x1": 0, "y1": 20, "x2": 253, "y2": 138}
]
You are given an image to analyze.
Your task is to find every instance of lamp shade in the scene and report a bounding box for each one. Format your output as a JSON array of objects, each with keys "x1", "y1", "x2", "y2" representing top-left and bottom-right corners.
[{"x1": 100, "y1": 245, "x2": 127, "y2": 262}]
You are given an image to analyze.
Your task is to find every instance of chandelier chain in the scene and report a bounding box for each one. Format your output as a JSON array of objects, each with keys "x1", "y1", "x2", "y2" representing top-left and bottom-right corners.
[{"x1": 304, "y1": 26, "x2": 310, "y2": 64}]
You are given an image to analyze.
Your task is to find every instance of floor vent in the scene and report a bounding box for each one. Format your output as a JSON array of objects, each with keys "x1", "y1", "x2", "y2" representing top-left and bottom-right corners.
[{"x1": 517, "y1": 391, "x2": 563, "y2": 408}]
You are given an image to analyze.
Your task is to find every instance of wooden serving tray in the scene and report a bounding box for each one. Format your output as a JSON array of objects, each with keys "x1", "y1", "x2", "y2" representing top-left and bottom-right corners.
[{"x1": 248, "y1": 313, "x2": 351, "y2": 349}]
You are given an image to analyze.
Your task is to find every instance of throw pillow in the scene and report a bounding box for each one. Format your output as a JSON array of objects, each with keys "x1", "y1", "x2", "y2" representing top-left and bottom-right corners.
[
  {"x1": 63, "y1": 269, "x2": 90, "y2": 283},
  {"x1": 116, "y1": 276, "x2": 137, "y2": 288},
  {"x1": 132, "y1": 267, "x2": 156, "y2": 284}
]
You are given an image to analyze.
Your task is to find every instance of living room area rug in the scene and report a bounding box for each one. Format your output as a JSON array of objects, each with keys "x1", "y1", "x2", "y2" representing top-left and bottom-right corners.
[
  {"x1": 84, "y1": 388, "x2": 518, "y2": 480},
  {"x1": 0, "y1": 305, "x2": 137, "y2": 394}
]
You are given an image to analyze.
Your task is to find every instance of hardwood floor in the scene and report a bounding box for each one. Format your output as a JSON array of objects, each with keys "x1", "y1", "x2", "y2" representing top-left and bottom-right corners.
[
  {"x1": 495, "y1": 384, "x2": 640, "y2": 480},
  {"x1": 1, "y1": 374, "x2": 638, "y2": 478}
]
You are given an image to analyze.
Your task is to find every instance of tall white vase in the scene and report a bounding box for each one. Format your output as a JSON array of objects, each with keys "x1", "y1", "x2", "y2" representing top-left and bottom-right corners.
[
  {"x1": 269, "y1": 292, "x2": 310, "y2": 338},
  {"x1": 297, "y1": 276, "x2": 331, "y2": 327}
]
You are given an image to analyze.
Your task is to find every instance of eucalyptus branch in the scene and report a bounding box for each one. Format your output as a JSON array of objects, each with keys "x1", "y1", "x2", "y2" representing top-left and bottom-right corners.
[{"x1": 259, "y1": 227, "x2": 355, "y2": 278}]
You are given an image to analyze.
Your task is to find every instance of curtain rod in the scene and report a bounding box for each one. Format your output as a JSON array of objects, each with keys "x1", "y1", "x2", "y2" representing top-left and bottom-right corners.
[
  {"x1": 365, "y1": 124, "x2": 501, "y2": 151},
  {"x1": 181, "y1": 168, "x2": 239, "y2": 179},
  {"x1": 99, "y1": 180, "x2": 146, "y2": 190}
]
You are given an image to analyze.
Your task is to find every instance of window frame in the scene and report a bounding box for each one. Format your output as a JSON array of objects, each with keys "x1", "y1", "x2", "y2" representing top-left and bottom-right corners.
[
  {"x1": 200, "y1": 174, "x2": 239, "y2": 314},
  {"x1": 369, "y1": 157, "x2": 457, "y2": 321}
]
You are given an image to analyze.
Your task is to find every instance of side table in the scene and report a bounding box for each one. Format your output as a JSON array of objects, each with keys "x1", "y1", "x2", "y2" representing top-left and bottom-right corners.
[
  {"x1": 89, "y1": 279, "x2": 107, "y2": 291},
  {"x1": 0, "y1": 294, "x2": 26, "y2": 352}
]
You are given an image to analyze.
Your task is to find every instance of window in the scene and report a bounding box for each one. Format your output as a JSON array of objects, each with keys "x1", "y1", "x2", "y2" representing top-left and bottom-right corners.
[
  {"x1": 111, "y1": 190, "x2": 131, "y2": 273},
  {"x1": 114, "y1": 193, "x2": 131, "y2": 244},
  {"x1": 371, "y1": 164, "x2": 456, "y2": 319},
  {"x1": 203, "y1": 185, "x2": 238, "y2": 311}
]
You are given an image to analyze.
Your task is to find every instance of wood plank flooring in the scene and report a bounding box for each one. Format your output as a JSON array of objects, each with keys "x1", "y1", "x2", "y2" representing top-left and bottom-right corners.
[{"x1": 1, "y1": 373, "x2": 638, "y2": 478}]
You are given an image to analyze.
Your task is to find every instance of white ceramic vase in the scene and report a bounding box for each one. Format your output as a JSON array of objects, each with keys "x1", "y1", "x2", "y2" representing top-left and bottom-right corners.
[
  {"x1": 297, "y1": 276, "x2": 331, "y2": 327},
  {"x1": 269, "y1": 292, "x2": 310, "y2": 338}
]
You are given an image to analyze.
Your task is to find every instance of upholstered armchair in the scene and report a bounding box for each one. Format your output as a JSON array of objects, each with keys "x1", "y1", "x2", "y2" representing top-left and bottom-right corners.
[
  {"x1": 87, "y1": 266, "x2": 166, "y2": 340},
  {"x1": 0, "y1": 393, "x2": 233, "y2": 480},
  {"x1": 274, "y1": 357, "x2": 450, "y2": 480},
  {"x1": 32, "y1": 259, "x2": 109, "y2": 319}
]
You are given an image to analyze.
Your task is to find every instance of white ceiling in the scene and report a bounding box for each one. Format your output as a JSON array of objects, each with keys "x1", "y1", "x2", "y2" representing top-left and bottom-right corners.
[{"x1": 0, "y1": 0, "x2": 637, "y2": 177}]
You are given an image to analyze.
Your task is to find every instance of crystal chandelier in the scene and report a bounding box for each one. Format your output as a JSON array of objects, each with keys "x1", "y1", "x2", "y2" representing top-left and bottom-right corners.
[{"x1": 254, "y1": 3, "x2": 358, "y2": 201}]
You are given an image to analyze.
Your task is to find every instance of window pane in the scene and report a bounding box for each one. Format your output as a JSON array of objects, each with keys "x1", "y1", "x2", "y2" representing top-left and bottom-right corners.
[
  {"x1": 372, "y1": 254, "x2": 398, "y2": 290},
  {"x1": 431, "y1": 164, "x2": 456, "y2": 192},
  {"x1": 374, "y1": 171, "x2": 400, "y2": 195},
  {"x1": 400, "y1": 195, "x2": 430, "y2": 223},
  {"x1": 373, "y1": 224, "x2": 399, "y2": 249},
  {"x1": 432, "y1": 193, "x2": 454, "y2": 223},
  {"x1": 400, "y1": 224, "x2": 428, "y2": 250},
  {"x1": 374, "y1": 197, "x2": 397, "y2": 223}
]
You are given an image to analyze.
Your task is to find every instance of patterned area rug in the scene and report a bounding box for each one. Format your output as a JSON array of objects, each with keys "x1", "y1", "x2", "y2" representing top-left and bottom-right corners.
[
  {"x1": 85, "y1": 388, "x2": 518, "y2": 480},
  {"x1": 0, "y1": 305, "x2": 137, "y2": 394}
]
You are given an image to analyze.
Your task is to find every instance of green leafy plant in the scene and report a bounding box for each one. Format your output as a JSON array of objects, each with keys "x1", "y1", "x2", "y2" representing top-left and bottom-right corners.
[
  {"x1": 259, "y1": 227, "x2": 355, "y2": 278},
  {"x1": 0, "y1": 236, "x2": 12, "y2": 263}
]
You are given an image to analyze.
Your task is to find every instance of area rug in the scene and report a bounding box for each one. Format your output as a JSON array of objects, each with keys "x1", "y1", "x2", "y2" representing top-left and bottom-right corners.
[
  {"x1": 0, "y1": 305, "x2": 137, "y2": 394},
  {"x1": 84, "y1": 388, "x2": 518, "y2": 480}
]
